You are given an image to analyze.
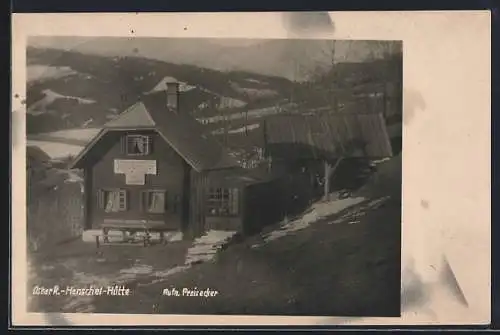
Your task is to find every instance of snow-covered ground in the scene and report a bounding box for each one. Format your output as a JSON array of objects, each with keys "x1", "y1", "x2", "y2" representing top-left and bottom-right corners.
[
  {"x1": 27, "y1": 65, "x2": 78, "y2": 83},
  {"x1": 229, "y1": 81, "x2": 278, "y2": 99},
  {"x1": 197, "y1": 102, "x2": 296, "y2": 125},
  {"x1": 211, "y1": 123, "x2": 260, "y2": 135},
  {"x1": 146, "y1": 76, "x2": 197, "y2": 93},
  {"x1": 218, "y1": 96, "x2": 247, "y2": 109},
  {"x1": 244, "y1": 78, "x2": 267, "y2": 85},
  {"x1": 37, "y1": 128, "x2": 101, "y2": 142},
  {"x1": 370, "y1": 157, "x2": 391, "y2": 167},
  {"x1": 185, "y1": 230, "x2": 238, "y2": 265},
  {"x1": 27, "y1": 140, "x2": 84, "y2": 160},
  {"x1": 28, "y1": 89, "x2": 96, "y2": 113},
  {"x1": 330, "y1": 196, "x2": 391, "y2": 225},
  {"x1": 252, "y1": 196, "x2": 367, "y2": 248}
]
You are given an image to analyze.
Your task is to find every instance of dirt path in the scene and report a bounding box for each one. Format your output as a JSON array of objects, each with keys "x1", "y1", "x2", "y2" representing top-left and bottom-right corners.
[{"x1": 27, "y1": 240, "x2": 192, "y2": 313}]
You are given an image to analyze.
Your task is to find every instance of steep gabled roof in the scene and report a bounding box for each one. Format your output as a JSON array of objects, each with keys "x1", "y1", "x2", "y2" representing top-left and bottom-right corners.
[
  {"x1": 104, "y1": 102, "x2": 155, "y2": 128},
  {"x1": 70, "y1": 91, "x2": 239, "y2": 172},
  {"x1": 141, "y1": 92, "x2": 239, "y2": 171}
]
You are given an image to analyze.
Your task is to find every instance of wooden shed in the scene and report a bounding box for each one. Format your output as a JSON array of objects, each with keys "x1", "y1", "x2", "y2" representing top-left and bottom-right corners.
[
  {"x1": 188, "y1": 167, "x2": 288, "y2": 237},
  {"x1": 261, "y1": 111, "x2": 396, "y2": 197}
]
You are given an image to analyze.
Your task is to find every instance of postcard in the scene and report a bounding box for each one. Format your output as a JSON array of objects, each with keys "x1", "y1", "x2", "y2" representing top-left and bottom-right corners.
[{"x1": 11, "y1": 11, "x2": 491, "y2": 326}]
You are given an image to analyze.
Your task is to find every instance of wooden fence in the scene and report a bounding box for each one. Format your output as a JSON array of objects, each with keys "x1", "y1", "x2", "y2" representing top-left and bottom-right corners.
[{"x1": 27, "y1": 181, "x2": 84, "y2": 252}]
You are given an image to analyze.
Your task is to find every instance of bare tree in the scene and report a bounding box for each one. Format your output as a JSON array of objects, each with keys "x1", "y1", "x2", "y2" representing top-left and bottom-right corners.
[{"x1": 299, "y1": 40, "x2": 395, "y2": 200}]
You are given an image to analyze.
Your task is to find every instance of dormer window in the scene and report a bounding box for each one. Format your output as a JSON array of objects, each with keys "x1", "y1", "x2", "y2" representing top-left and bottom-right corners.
[{"x1": 124, "y1": 135, "x2": 151, "y2": 156}]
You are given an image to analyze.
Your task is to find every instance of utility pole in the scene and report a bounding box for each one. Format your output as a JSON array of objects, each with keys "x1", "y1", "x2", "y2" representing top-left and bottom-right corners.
[{"x1": 330, "y1": 40, "x2": 338, "y2": 114}]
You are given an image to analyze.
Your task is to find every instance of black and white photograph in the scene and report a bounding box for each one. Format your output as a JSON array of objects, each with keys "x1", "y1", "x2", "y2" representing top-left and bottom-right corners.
[
  {"x1": 10, "y1": 11, "x2": 493, "y2": 327},
  {"x1": 24, "y1": 36, "x2": 403, "y2": 317}
]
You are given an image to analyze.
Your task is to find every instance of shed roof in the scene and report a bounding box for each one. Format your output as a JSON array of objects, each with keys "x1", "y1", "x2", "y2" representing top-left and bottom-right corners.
[
  {"x1": 205, "y1": 167, "x2": 275, "y2": 187},
  {"x1": 70, "y1": 91, "x2": 239, "y2": 172},
  {"x1": 263, "y1": 112, "x2": 394, "y2": 160}
]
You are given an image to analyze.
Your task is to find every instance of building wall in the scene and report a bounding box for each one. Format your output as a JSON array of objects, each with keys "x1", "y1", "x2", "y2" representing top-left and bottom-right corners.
[
  {"x1": 242, "y1": 179, "x2": 287, "y2": 235},
  {"x1": 90, "y1": 130, "x2": 185, "y2": 229},
  {"x1": 188, "y1": 173, "x2": 297, "y2": 237},
  {"x1": 188, "y1": 170, "x2": 208, "y2": 238},
  {"x1": 188, "y1": 170, "x2": 246, "y2": 236}
]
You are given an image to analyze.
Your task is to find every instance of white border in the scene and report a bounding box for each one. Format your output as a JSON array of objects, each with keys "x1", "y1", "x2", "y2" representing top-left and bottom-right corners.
[{"x1": 11, "y1": 11, "x2": 491, "y2": 326}]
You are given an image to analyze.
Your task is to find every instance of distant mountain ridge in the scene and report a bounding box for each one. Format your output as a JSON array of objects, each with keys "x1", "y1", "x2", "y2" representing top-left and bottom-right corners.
[{"x1": 28, "y1": 37, "x2": 400, "y2": 82}]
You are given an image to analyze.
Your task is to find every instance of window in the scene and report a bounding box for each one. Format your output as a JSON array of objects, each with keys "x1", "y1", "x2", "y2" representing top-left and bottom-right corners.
[
  {"x1": 97, "y1": 189, "x2": 128, "y2": 212},
  {"x1": 141, "y1": 190, "x2": 167, "y2": 214},
  {"x1": 124, "y1": 135, "x2": 151, "y2": 156},
  {"x1": 206, "y1": 187, "x2": 239, "y2": 216}
]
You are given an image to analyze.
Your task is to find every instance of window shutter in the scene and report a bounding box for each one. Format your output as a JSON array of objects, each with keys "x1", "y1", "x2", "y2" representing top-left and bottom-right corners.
[
  {"x1": 117, "y1": 189, "x2": 127, "y2": 211},
  {"x1": 118, "y1": 190, "x2": 123, "y2": 210},
  {"x1": 231, "y1": 188, "x2": 239, "y2": 215},
  {"x1": 146, "y1": 135, "x2": 152, "y2": 155},
  {"x1": 120, "y1": 136, "x2": 127, "y2": 155},
  {"x1": 97, "y1": 190, "x2": 104, "y2": 209}
]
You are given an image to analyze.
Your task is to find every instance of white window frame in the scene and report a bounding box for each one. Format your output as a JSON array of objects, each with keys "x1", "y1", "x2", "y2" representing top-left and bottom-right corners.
[
  {"x1": 206, "y1": 187, "x2": 239, "y2": 217},
  {"x1": 98, "y1": 189, "x2": 128, "y2": 212},
  {"x1": 125, "y1": 134, "x2": 151, "y2": 156},
  {"x1": 141, "y1": 189, "x2": 168, "y2": 214}
]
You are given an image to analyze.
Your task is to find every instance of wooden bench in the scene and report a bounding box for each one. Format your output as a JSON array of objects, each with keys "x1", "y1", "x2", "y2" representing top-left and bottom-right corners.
[{"x1": 95, "y1": 221, "x2": 172, "y2": 247}]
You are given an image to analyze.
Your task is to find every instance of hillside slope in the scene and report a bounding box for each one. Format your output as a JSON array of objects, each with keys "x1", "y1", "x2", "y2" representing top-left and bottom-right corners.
[{"x1": 27, "y1": 47, "x2": 295, "y2": 135}]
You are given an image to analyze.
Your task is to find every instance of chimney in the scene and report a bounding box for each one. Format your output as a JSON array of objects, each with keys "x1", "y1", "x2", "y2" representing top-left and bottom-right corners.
[{"x1": 166, "y1": 82, "x2": 179, "y2": 111}]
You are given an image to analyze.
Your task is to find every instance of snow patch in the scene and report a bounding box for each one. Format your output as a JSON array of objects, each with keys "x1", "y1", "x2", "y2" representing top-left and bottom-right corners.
[
  {"x1": 331, "y1": 196, "x2": 391, "y2": 224},
  {"x1": 196, "y1": 87, "x2": 248, "y2": 109},
  {"x1": 230, "y1": 81, "x2": 277, "y2": 99},
  {"x1": 197, "y1": 103, "x2": 294, "y2": 125},
  {"x1": 119, "y1": 263, "x2": 153, "y2": 275},
  {"x1": 27, "y1": 140, "x2": 83, "y2": 160},
  {"x1": 252, "y1": 197, "x2": 366, "y2": 247},
  {"x1": 244, "y1": 78, "x2": 266, "y2": 84},
  {"x1": 138, "y1": 231, "x2": 237, "y2": 287},
  {"x1": 27, "y1": 65, "x2": 78, "y2": 83},
  {"x1": 370, "y1": 157, "x2": 391, "y2": 167},
  {"x1": 28, "y1": 89, "x2": 96, "y2": 113},
  {"x1": 39, "y1": 128, "x2": 101, "y2": 142},
  {"x1": 185, "y1": 230, "x2": 237, "y2": 265},
  {"x1": 218, "y1": 96, "x2": 247, "y2": 109},
  {"x1": 147, "y1": 76, "x2": 196, "y2": 93},
  {"x1": 212, "y1": 123, "x2": 260, "y2": 135},
  {"x1": 82, "y1": 119, "x2": 93, "y2": 127}
]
